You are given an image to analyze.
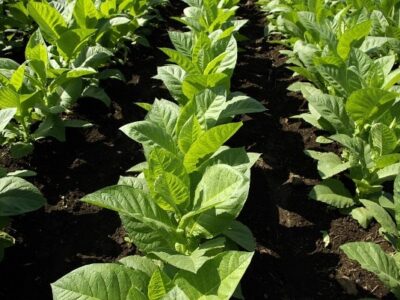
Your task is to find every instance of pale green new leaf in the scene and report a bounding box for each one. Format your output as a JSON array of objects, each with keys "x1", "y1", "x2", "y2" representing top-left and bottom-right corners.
[
  {"x1": 346, "y1": 88, "x2": 397, "y2": 126},
  {"x1": 337, "y1": 21, "x2": 371, "y2": 59},
  {"x1": 184, "y1": 122, "x2": 242, "y2": 172},
  {"x1": 148, "y1": 269, "x2": 173, "y2": 300},
  {"x1": 174, "y1": 251, "x2": 254, "y2": 300}
]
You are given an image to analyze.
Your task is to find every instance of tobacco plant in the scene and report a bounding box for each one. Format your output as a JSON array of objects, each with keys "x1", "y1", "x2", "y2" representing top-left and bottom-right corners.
[
  {"x1": 52, "y1": 0, "x2": 264, "y2": 298},
  {"x1": 341, "y1": 174, "x2": 400, "y2": 297},
  {"x1": 52, "y1": 251, "x2": 253, "y2": 299},
  {"x1": 259, "y1": 0, "x2": 400, "y2": 229},
  {"x1": 0, "y1": 30, "x2": 108, "y2": 157},
  {"x1": 0, "y1": 166, "x2": 45, "y2": 261}
]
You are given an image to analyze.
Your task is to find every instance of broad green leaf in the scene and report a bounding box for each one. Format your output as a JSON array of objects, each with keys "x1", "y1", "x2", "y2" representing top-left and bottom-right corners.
[
  {"x1": 370, "y1": 123, "x2": 397, "y2": 156},
  {"x1": 376, "y1": 163, "x2": 400, "y2": 183},
  {"x1": 148, "y1": 269, "x2": 173, "y2": 300},
  {"x1": 341, "y1": 242, "x2": 400, "y2": 297},
  {"x1": 9, "y1": 64, "x2": 26, "y2": 92},
  {"x1": 119, "y1": 256, "x2": 160, "y2": 277},
  {"x1": 178, "y1": 116, "x2": 203, "y2": 154},
  {"x1": 0, "y1": 177, "x2": 45, "y2": 216},
  {"x1": 184, "y1": 122, "x2": 242, "y2": 172},
  {"x1": 73, "y1": 0, "x2": 99, "y2": 29},
  {"x1": 154, "y1": 172, "x2": 190, "y2": 211},
  {"x1": 305, "y1": 150, "x2": 350, "y2": 179},
  {"x1": 146, "y1": 99, "x2": 179, "y2": 137},
  {"x1": 121, "y1": 214, "x2": 176, "y2": 253},
  {"x1": 81, "y1": 185, "x2": 177, "y2": 236},
  {"x1": 51, "y1": 263, "x2": 149, "y2": 300},
  {"x1": 25, "y1": 30, "x2": 48, "y2": 67},
  {"x1": 346, "y1": 88, "x2": 397, "y2": 126},
  {"x1": 223, "y1": 220, "x2": 255, "y2": 251},
  {"x1": 0, "y1": 87, "x2": 20, "y2": 111},
  {"x1": 309, "y1": 179, "x2": 355, "y2": 208},
  {"x1": 360, "y1": 199, "x2": 397, "y2": 236},
  {"x1": 183, "y1": 164, "x2": 248, "y2": 238},
  {"x1": 174, "y1": 251, "x2": 254, "y2": 300},
  {"x1": 154, "y1": 66, "x2": 186, "y2": 105},
  {"x1": 0, "y1": 108, "x2": 16, "y2": 132},
  {"x1": 56, "y1": 29, "x2": 96, "y2": 60},
  {"x1": 350, "y1": 207, "x2": 373, "y2": 229},
  {"x1": 219, "y1": 93, "x2": 265, "y2": 119},
  {"x1": 305, "y1": 93, "x2": 353, "y2": 134},
  {"x1": 337, "y1": 21, "x2": 371, "y2": 59},
  {"x1": 160, "y1": 48, "x2": 201, "y2": 74},
  {"x1": 27, "y1": 2, "x2": 67, "y2": 41},
  {"x1": 120, "y1": 121, "x2": 178, "y2": 154},
  {"x1": 168, "y1": 31, "x2": 193, "y2": 58}
]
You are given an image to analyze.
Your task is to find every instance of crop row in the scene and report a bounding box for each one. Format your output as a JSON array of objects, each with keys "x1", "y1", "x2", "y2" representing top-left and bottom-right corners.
[
  {"x1": 48, "y1": 0, "x2": 266, "y2": 299},
  {"x1": 259, "y1": 0, "x2": 400, "y2": 297},
  {"x1": 0, "y1": 0, "x2": 165, "y2": 268}
]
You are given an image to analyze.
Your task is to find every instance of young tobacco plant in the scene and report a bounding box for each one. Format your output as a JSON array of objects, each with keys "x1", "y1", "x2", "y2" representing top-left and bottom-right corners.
[
  {"x1": 52, "y1": 251, "x2": 253, "y2": 299},
  {"x1": 0, "y1": 30, "x2": 108, "y2": 157},
  {"x1": 341, "y1": 174, "x2": 400, "y2": 298},
  {"x1": 174, "y1": 0, "x2": 246, "y2": 34},
  {"x1": 82, "y1": 97, "x2": 259, "y2": 255},
  {"x1": 0, "y1": 166, "x2": 46, "y2": 261}
]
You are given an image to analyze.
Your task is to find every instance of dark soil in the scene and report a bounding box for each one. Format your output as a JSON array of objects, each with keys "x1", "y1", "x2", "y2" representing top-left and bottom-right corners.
[{"x1": 0, "y1": 1, "x2": 395, "y2": 300}]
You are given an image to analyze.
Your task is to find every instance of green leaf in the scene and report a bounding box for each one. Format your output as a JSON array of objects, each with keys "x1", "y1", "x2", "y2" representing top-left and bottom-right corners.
[
  {"x1": 370, "y1": 123, "x2": 397, "y2": 156},
  {"x1": 219, "y1": 93, "x2": 265, "y2": 120},
  {"x1": 174, "y1": 251, "x2": 253, "y2": 299},
  {"x1": 184, "y1": 122, "x2": 242, "y2": 172},
  {"x1": 305, "y1": 93, "x2": 353, "y2": 134},
  {"x1": 0, "y1": 108, "x2": 16, "y2": 132},
  {"x1": 178, "y1": 116, "x2": 203, "y2": 154},
  {"x1": 73, "y1": 0, "x2": 99, "y2": 29},
  {"x1": 27, "y1": 1, "x2": 67, "y2": 41},
  {"x1": 160, "y1": 48, "x2": 201, "y2": 74},
  {"x1": 148, "y1": 269, "x2": 173, "y2": 300},
  {"x1": 341, "y1": 242, "x2": 400, "y2": 297},
  {"x1": 81, "y1": 185, "x2": 177, "y2": 236},
  {"x1": 183, "y1": 164, "x2": 248, "y2": 238},
  {"x1": 360, "y1": 199, "x2": 397, "y2": 236},
  {"x1": 146, "y1": 99, "x2": 179, "y2": 138},
  {"x1": 309, "y1": 179, "x2": 355, "y2": 208},
  {"x1": 56, "y1": 29, "x2": 96, "y2": 60},
  {"x1": 0, "y1": 86, "x2": 20, "y2": 111},
  {"x1": 154, "y1": 66, "x2": 186, "y2": 105},
  {"x1": 119, "y1": 256, "x2": 160, "y2": 277},
  {"x1": 223, "y1": 220, "x2": 256, "y2": 251},
  {"x1": 337, "y1": 21, "x2": 371, "y2": 59},
  {"x1": 120, "y1": 121, "x2": 178, "y2": 154},
  {"x1": 9, "y1": 64, "x2": 26, "y2": 92},
  {"x1": 0, "y1": 176, "x2": 45, "y2": 216},
  {"x1": 305, "y1": 150, "x2": 350, "y2": 179},
  {"x1": 346, "y1": 88, "x2": 397, "y2": 127},
  {"x1": 51, "y1": 263, "x2": 149, "y2": 300},
  {"x1": 10, "y1": 142, "x2": 34, "y2": 159}
]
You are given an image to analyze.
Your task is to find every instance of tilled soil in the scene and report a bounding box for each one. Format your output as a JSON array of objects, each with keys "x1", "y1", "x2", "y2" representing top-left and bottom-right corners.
[{"x1": 0, "y1": 1, "x2": 395, "y2": 299}]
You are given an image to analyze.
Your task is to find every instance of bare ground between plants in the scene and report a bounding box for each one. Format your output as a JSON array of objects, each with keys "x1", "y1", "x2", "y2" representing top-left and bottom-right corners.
[{"x1": 0, "y1": 1, "x2": 395, "y2": 299}]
